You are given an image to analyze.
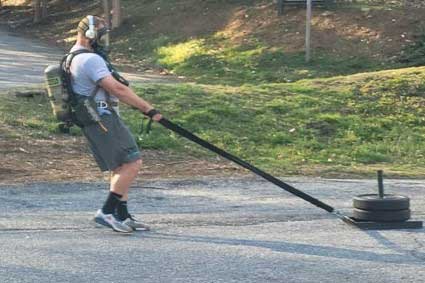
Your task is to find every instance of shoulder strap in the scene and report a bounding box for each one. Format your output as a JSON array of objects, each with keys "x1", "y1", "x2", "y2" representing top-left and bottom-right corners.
[
  {"x1": 60, "y1": 49, "x2": 94, "y2": 104},
  {"x1": 62, "y1": 49, "x2": 93, "y2": 73}
]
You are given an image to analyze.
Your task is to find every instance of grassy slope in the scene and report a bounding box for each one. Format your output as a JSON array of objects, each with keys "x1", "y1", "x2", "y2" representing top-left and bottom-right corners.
[
  {"x1": 3, "y1": 67, "x2": 425, "y2": 177},
  {"x1": 110, "y1": 0, "x2": 424, "y2": 85},
  {"x1": 2, "y1": 0, "x2": 425, "y2": 177},
  {"x1": 127, "y1": 67, "x2": 425, "y2": 177}
]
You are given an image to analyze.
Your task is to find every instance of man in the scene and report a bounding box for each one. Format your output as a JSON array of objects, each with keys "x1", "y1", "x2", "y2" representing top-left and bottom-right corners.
[{"x1": 69, "y1": 15, "x2": 162, "y2": 233}]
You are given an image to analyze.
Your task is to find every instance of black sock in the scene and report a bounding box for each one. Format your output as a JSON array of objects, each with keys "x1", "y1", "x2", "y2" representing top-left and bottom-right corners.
[
  {"x1": 116, "y1": 201, "x2": 130, "y2": 221},
  {"x1": 102, "y1": 192, "x2": 123, "y2": 214}
]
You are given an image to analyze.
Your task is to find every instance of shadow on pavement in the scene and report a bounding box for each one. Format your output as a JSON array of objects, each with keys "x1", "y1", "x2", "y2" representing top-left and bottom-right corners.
[{"x1": 146, "y1": 232, "x2": 425, "y2": 264}]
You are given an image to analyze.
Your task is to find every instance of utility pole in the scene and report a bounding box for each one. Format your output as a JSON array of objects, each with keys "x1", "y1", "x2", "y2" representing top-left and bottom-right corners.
[{"x1": 305, "y1": 0, "x2": 312, "y2": 63}]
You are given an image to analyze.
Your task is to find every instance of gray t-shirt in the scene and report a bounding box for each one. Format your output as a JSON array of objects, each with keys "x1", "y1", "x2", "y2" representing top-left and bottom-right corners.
[{"x1": 69, "y1": 44, "x2": 118, "y2": 103}]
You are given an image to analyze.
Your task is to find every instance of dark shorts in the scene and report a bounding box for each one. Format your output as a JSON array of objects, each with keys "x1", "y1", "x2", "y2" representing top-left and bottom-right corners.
[{"x1": 82, "y1": 112, "x2": 141, "y2": 172}]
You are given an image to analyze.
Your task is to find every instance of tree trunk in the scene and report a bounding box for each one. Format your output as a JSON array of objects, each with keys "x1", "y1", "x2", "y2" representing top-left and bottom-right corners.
[
  {"x1": 103, "y1": 0, "x2": 112, "y2": 29},
  {"x1": 41, "y1": 0, "x2": 48, "y2": 19},
  {"x1": 103, "y1": 0, "x2": 122, "y2": 29},
  {"x1": 33, "y1": 0, "x2": 41, "y2": 23},
  {"x1": 111, "y1": 0, "x2": 122, "y2": 29}
]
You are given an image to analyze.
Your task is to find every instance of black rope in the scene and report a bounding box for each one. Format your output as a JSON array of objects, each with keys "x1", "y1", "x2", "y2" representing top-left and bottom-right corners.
[{"x1": 158, "y1": 118, "x2": 335, "y2": 213}]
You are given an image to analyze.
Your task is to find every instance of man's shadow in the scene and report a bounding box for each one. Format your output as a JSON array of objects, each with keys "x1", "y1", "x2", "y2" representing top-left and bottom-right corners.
[{"x1": 145, "y1": 229, "x2": 425, "y2": 265}]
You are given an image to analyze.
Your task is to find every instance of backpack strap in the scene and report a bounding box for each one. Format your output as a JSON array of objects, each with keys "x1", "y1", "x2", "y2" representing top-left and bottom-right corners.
[
  {"x1": 62, "y1": 49, "x2": 93, "y2": 73},
  {"x1": 61, "y1": 49, "x2": 94, "y2": 105},
  {"x1": 62, "y1": 49, "x2": 123, "y2": 106}
]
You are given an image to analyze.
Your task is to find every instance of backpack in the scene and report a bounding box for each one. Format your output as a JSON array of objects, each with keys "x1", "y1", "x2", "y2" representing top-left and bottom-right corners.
[
  {"x1": 44, "y1": 49, "x2": 93, "y2": 133},
  {"x1": 44, "y1": 50, "x2": 129, "y2": 133}
]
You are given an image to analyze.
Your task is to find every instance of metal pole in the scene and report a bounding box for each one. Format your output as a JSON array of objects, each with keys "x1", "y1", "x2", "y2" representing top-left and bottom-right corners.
[
  {"x1": 159, "y1": 118, "x2": 335, "y2": 213},
  {"x1": 277, "y1": 0, "x2": 284, "y2": 16},
  {"x1": 377, "y1": 170, "x2": 384, "y2": 198},
  {"x1": 305, "y1": 0, "x2": 312, "y2": 63}
]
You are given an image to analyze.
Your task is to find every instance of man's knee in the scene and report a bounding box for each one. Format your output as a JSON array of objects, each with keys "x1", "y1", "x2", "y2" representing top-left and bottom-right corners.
[
  {"x1": 133, "y1": 158, "x2": 143, "y2": 169},
  {"x1": 128, "y1": 158, "x2": 142, "y2": 174},
  {"x1": 113, "y1": 159, "x2": 142, "y2": 175}
]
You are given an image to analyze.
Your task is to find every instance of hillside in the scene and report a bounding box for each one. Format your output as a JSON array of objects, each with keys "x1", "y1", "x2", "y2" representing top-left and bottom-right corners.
[
  {"x1": 1, "y1": 0, "x2": 425, "y2": 83},
  {"x1": 1, "y1": 0, "x2": 425, "y2": 179},
  {"x1": 3, "y1": 66, "x2": 425, "y2": 179}
]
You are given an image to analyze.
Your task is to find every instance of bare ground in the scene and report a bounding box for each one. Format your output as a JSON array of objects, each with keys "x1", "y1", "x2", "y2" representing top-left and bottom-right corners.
[
  {"x1": 1, "y1": 1, "x2": 425, "y2": 184},
  {"x1": 0, "y1": 122, "x2": 245, "y2": 185}
]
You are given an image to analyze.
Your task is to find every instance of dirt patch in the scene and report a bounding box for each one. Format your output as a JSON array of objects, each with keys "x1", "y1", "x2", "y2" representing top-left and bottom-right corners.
[
  {"x1": 3, "y1": 1, "x2": 424, "y2": 68},
  {"x1": 0, "y1": 125, "x2": 244, "y2": 185},
  {"x1": 219, "y1": 2, "x2": 423, "y2": 60}
]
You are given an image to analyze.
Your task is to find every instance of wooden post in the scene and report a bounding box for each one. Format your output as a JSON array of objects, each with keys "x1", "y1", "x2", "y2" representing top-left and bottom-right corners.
[
  {"x1": 41, "y1": 0, "x2": 48, "y2": 19},
  {"x1": 277, "y1": 0, "x2": 284, "y2": 16},
  {"x1": 103, "y1": 0, "x2": 112, "y2": 29},
  {"x1": 33, "y1": 0, "x2": 41, "y2": 23},
  {"x1": 305, "y1": 0, "x2": 312, "y2": 63},
  {"x1": 111, "y1": 0, "x2": 122, "y2": 29}
]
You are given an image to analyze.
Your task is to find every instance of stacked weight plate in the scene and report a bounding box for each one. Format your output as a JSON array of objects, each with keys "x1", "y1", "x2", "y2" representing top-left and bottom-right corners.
[{"x1": 352, "y1": 194, "x2": 410, "y2": 222}]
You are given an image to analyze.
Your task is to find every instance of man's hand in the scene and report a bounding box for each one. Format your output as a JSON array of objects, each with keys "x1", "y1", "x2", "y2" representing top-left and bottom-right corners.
[
  {"x1": 152, "y1": 113, "x2": 163, "y2": 122},
  {"x1": 145, "y1": 109, "x2": 163, "y2": 122}
]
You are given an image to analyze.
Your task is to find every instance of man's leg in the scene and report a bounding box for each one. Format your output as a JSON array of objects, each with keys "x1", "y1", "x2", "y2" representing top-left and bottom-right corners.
[
  {"x1": 94, "y1": 159, "x2": 142, "y2": 233},
  {"x1": 107, "y1": 159, "x2": 141, "y2": 221},
  {"x1": 110, "y1": 159, "x2": 142, "y2": 197},
  {"x1": 111, "y1": 159, "x2": 151, "y2": 231}
]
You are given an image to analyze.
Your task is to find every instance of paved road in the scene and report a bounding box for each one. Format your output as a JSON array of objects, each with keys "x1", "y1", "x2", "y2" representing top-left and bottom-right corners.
[
  {"x1": 1, "y1": 27, "x2": 424, "y2": 283},
  {"x1": 0, "y1": 29, "x2": 178, "y2": 90},
  {"x1": 0, "y1": 177, "x2": 424, "y2": 282},
  {"x1": 0, "y1": 30, "x2": 61, "y2": 89}
]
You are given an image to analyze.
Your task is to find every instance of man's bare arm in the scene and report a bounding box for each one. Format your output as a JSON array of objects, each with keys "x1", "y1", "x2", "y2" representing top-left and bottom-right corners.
[{"x1": 99, "y1": 75, "x2": 162, "y2": 121}]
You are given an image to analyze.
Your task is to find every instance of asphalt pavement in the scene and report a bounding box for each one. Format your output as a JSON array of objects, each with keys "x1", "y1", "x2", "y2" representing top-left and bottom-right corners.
[
  {"x1": 0, "y1": 29, "x2": 179, "y2": 91},
  {"x1": 0, "y1": 27, "x2": 424, "y2": 283},
  {"x1": 0, "y1": 177, "x2": 424, "y2": 283}
]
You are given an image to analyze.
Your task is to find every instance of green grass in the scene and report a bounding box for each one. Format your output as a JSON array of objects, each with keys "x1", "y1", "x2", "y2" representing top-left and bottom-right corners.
[
  {"x1": 113, "y1": 30, "x2": 393, "y2": 86},
  {"x1": 0, "y1": 90, "x2": 75, "y2": 139},
  {"x1": 123, "y1": 66, "x2": 425, "y2": 176},
  {"x1": 108, "y1": 0, "x2": 419, "y2": 86},
  {"x1": 3, "y1": 67, "x2": 425, "y2": 176},
  {"x1": 155, "y1": 35, "x2": 386, "y2": 85}
]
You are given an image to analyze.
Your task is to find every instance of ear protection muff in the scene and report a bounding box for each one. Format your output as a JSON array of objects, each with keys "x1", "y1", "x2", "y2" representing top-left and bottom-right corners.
[{"x1": 85, "y1": 15, "x2": 97, "y2": 40}]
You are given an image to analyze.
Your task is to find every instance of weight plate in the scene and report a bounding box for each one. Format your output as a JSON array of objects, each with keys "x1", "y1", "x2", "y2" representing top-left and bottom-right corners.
[
  {"x1": 352, "y1": 208, "x2": 411, "y2": 222},
  {"x1": 353, "y1": 194, "x2": 409, "y2": 211}
]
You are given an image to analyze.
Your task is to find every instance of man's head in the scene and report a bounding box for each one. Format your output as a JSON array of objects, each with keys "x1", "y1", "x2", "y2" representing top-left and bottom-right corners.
[{"x1": 77, "y1": 15, "x2": 109, "y2": 54}]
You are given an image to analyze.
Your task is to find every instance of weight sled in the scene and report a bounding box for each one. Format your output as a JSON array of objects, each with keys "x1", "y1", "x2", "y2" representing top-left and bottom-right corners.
[
  {"x1": 158, "y1": 118, "x2": 423, "y2": 230},
  {"x1": 342, "y1": 217, "x2": 423, "y2": 230}
]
